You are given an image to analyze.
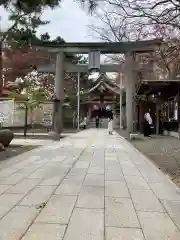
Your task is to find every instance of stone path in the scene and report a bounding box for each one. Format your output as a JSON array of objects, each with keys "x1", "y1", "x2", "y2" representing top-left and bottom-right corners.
[{"x1": 0, "y1": 129, "x2": 180, "y2": 239}]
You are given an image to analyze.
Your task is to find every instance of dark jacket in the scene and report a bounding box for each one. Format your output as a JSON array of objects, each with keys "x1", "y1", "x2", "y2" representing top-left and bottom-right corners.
[{"x1": 106, "y1": 110, "x2": 113, "y2": 120}]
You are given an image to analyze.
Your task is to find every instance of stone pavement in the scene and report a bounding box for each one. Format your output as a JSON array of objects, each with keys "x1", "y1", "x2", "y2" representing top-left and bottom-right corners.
[{"x1": 0, "y1": 129, "x2": 180, "y2": 239}]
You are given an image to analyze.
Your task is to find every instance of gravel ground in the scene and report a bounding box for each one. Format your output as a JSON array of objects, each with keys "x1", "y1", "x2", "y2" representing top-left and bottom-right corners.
[{"x1": 117, "y1": 130, "x2": 180, "y2": 187}]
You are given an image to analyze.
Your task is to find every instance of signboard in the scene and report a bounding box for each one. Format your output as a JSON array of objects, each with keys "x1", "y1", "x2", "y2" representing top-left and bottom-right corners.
[
  {"x1": 41, "y1": 104, "x2": 53, "y2": 126},
  {"x1": 0, "y1": 100, "x2": 14, "y2": 127}
]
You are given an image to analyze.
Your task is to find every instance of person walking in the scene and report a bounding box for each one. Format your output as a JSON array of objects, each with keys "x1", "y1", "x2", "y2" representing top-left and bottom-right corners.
[{"x1": 144, "y1": 109, "x2": 153, "y2": 137}]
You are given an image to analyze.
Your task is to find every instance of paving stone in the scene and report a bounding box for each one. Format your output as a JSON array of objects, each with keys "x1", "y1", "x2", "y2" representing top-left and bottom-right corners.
[
  {"x1": 68, "y1": 168, "x2": 87, "y2": 176},
  {"x1": 105, "y1": 181, "x2": 129, "y2": 198},
  {"x1": 138, "y1": 211, "x2": 180, "y2": 240},
  {"x1": 22, "y1": 223, "x2": 66, "y2": 240},
  {"x1": 30, "y1": 158, "x2": 48, "y2": 166},
  {"x1": 105, "y1": 227, "x2": 145, "y2": 240},
  {"x1": 7, "y1": 179, "x2": 41, "y2": 194},
  {"x1": 74, "y1": 161, "x2": 90, "y2": 168},
  {"x1": 0, "y1": 173, "x2": 27, "y2": 185},
  {"x1": 93, "y1": 159, "x2": 104, "y2": 165},
  {"x1": 161, "y1": 199, "x2": 180, "y2": 229},
  {"x1": 105, "y1": 197, "x2": 140, "y2": 228},
  {"x1": 0, "y1": 185, "x2": 12, "y2": 195},
  {"x1": 39, "y1": 174, "x2": 65, "y2": 186},
  {"x1": 120, "y1": 162, "x2": 136, "y2": 168},
  {"x1": 121, "y1": 166, "x2": 141, "y2": 176},
  {"x1": 26, "y1": 168, "x2": 50, "y2": 179},
  {"x1": 63, "y1": 175, "x2": 85, "y2": 184},
  {"x1": 118, "y1": 158, "x2": 131, "y2": 164},
  {"x1": 63, "y1": 208, "x2": 104, "y2": 240},
  {"x1": 7, "y1": 161, "x2": 29, "y2": 170},
  {"x1": 105, "y1": 157, "x2": 118, "y2": 161},
  {"x1": 22, "y1": 155, "x2": 40, "y2": 162},
  {"x1": 84, "y1": 174, "x2": 104, "y2": 187},
  {"x1": 0, "y1": 205, "x2": 12, "y2": 219},
  {"x1": 0, "y1": 168, "x2": 18, "y2": 178},
  {"x1": 140, "y1": 170, "x2": 166, "y2": 183},
  {"x1": 136, "y1": 164, "x2": 156, "y2": 172},
  {"x1": 124, "y1": 175, "x2": 150, "y2": 190},
  {"x1": 19, "y1": 186, "x2": 55, "y2": 206},
  {"x1": 55, "y1": 180, "x2": 83, "y2": 196},
  {"x1": 17, "y1": 166, "x2": 40, "y2": 175},
  {"x1": 35, "y1": 195, "x2": 77, "y2": 224},
  {"x1": 0, "y1": 206, "x2": 39, "y2": 240},
  {"x1": 149, "y1": 182, "x2": 180, "y2": 200},
  {"x1": 105, "y1": 164, "x2": 118, "y2": 169},
  {"x1": 105, "y1": 165, "x2": 120, "y2": 172},
  {"x1": 76, "y1": 186, "x2": 104, "y2": 209},
  {"x1": 130, "y1": 189, "x2": 165, "y2": 212},
  {"x1": 50, "y1": 155, "x2": 66, "y2": 162},
  {"x1": 105, "y1": 170, "x2": 124, "y2": 181},
  {"x1": 0, "y1": 193, "x2": 24, "y2": 207},
  {"x1": 88, "y1": 165, "x2": 104, "y2": 175},
  {"x1": 51, "y1": 166, "x2": 70, "y2": 174}
]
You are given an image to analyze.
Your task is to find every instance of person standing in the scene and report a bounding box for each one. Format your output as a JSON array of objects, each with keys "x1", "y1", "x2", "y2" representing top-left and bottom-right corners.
[
  {"x1": 159, "y1": 110, "x2": 164, "y2": 135},
  {"x1": 95, "y1": 116, "x2": 99, "y2": 128},
  {"x1": 144, "y1": 109, "x2": 153, "y2": 137},
  {"x1": 106, "y1": 107, "x2": 114, "y2": 135},
  {"x1": 83, "y1": 116, "x2": 87, "y2": 129},
  {"x1": 79, "y1": 116, "x2": 87, "y2": 129}
]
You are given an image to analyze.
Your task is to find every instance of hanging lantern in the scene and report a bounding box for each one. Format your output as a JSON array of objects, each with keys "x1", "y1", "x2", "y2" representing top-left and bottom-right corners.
[{"x1": 88, "y1": 51, "x2": 100, "y2": 73}]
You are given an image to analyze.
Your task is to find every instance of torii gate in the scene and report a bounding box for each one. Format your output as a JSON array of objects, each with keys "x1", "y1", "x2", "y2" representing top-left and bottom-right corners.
[{"x1": 36, "y1": 40, "x2": 162, "y2": 139}]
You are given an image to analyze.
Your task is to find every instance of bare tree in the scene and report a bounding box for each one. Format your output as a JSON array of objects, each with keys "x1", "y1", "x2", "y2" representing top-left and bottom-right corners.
[
  {"x1": 103, "y1": 0, "x2": 180, "y2": 31},
  {"x1": 88, "y1": 2, "x2": 180, "y2": 79}
]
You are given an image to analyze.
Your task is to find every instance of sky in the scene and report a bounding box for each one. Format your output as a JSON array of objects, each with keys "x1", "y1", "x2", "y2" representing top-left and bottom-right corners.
[
  {"x1": 0, "y1": 1, "x2": 116, "y2": 77},
  {"x1": 0, "y1": 0, "x2": 95, "y2": 42}
]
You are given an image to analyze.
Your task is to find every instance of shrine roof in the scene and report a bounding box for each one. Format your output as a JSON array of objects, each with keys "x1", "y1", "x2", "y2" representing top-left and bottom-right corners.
[
  {"x1": 137, "y1": 80, "x2": 180, "y2": 97},
  {"x1": 83, "y1": 73, "x2": 121, "y2": 95}
]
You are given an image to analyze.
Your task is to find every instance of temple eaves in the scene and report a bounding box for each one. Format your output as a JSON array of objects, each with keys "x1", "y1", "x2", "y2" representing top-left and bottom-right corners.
[
  {"x1": 83, "y1": 79, "x2": 121, "y2": 95},
  {"x1": 34, "y1": 39, "x2": 162, "y2": 54}
]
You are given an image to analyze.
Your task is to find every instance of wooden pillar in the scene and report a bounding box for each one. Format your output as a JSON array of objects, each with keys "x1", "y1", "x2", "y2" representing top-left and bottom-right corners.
[
  {"x1": 167, "y1": 100, "x2": 170, "y2": 120},
  {"x1": 156, "y1": 96, "x2": 161, "y2": 135},
  {"x1": 136, "y1": 103, "x2": 140, "y2": 131},
  {"x1": 119, "y1": 90, "x2": 123, "y2": 129},
  {"x1": 177, "y1": 93, "x2": 180, "y2": 121},
  {"x1": 119, "y1": 73, "x2": 123, "y2": 129},
  {"x1": 177, "y1": 93, "x2": 180, "y2": 133},
  {"x1": 88, "y1": 106, "x2": 91, "y2": 119},
  {"x1": 139, "y1": 101, "x2": 144, "y2": 133}
]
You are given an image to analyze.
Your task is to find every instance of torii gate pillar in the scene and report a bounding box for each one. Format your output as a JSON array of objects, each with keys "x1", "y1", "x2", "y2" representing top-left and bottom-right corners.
[
  {"x1": 125, "y1": 52, "x2": 136, "y2": 134},
  {"x1": 51, "y1": 52, "x2": 64, "y2": 138}
]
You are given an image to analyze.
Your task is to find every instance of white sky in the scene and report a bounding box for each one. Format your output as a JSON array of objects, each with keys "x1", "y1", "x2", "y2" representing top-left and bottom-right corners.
[
  {"x1": 0, "y1": 1, "x2": 116, "y2": 77},
  {"x1": 0, "y1": 0, "x2": 95, "y2": 42}
]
